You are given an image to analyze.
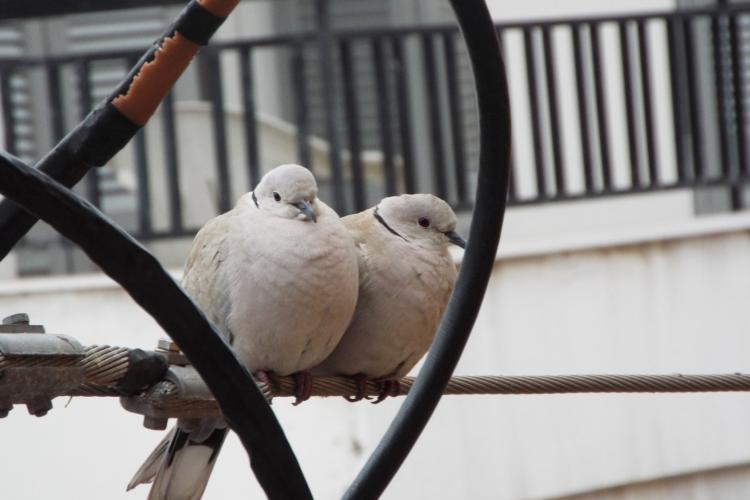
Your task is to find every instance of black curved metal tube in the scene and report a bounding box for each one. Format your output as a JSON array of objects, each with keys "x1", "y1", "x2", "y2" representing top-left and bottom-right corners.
[
  {"x1": 344, "y1": 0, "x2": 511, "y2": 498},
  {"x1": 0, "y1": 152, "x2": 312, "y2": 499}
]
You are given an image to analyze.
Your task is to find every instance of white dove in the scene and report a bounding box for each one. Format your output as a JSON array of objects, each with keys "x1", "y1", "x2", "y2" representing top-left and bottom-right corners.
[
  {"x1": 128, "y1": 164, "x2": 359, "y2": 499},
  {"x1": 312, "y1": 193, "x2": 464, "y2": 401}
]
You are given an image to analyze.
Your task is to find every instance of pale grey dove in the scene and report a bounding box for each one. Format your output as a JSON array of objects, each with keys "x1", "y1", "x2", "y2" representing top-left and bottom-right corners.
[
  {"x1": 127, "y1": 164, "x2": 359, "y2": 499},
  {"x1": 312, "y1": 193, "x2": 465, "y2": 401}
]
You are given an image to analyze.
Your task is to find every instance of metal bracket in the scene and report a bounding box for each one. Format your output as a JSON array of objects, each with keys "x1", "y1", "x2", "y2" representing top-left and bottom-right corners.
[
  {"x1": 0, "y1": 314, "x2": 84, "y2": 417},
  {"x1": 120, "y1": 364, "x2": 221, "y2": 429}
]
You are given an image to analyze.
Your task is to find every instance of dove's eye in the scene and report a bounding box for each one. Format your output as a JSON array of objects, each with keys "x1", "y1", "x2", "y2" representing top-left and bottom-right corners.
[
  {"x1": 418, "y1": 217, "x2": 430, "y2": 228},
  {"x1": 273, "y1": 192, "x2": 281, "y2": 202}
]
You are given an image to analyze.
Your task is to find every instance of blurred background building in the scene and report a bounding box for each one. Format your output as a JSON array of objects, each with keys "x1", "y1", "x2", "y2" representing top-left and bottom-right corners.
[{"x1": 1, "y1": 0, "x2": 750, "y2": 499}]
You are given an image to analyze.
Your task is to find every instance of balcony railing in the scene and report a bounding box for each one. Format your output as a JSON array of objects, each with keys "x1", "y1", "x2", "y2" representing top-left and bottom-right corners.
[{"x1": 1, "y1": 4, "x2": 749, "y2": 248}]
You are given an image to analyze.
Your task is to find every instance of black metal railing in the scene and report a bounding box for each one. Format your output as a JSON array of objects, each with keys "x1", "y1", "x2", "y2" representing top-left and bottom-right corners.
[{"x1": 1, "y1": 4, "x2": 749, "y2": 248}]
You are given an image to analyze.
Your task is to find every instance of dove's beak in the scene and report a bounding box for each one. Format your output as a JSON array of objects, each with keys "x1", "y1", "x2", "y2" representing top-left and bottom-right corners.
[
  {"x1": 293, "y1": 201, "x2": 317, "y2": 223},
  {"x1": 445, "y1": 230, "x2": 466, "y2": 248}
]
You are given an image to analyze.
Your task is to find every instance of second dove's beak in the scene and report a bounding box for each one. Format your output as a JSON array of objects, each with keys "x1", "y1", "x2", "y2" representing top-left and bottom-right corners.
[
  {"x1": 294, "y1": 201, "x2": 317, "y2": 223},
  {"x1": 445, "y1": 230, "x2": 466, "y2": 248}
]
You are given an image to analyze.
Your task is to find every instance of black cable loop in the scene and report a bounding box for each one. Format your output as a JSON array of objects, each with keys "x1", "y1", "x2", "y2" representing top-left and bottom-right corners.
[{"x1": 344, "y1": 0, "x2": 512, "y2": 497}]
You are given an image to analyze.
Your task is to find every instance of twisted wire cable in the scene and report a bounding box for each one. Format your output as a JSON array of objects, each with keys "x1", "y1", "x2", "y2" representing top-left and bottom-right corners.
[
  {"x1": 73, "y1": 345, "x2": 131, "y2": 396},
  {"x1": 3, "y1": 346, "x2": 750, "y2": 399},
  {"x1": 261, "y1": 373, "x2": 750, "y2": 399}
]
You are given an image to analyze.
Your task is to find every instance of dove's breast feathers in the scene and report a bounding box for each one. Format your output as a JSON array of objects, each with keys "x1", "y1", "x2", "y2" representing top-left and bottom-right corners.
[{"x1": 183, "y1": 196, "x2": 359, "y2": 376}]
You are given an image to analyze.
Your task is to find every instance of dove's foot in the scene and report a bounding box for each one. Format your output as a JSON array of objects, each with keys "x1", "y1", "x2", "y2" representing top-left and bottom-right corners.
[
  {"x1": 373, "y1": 379, "x2": 400, "y2": 404},
  {"x1": 253, "y1": 370, "x2": 281, "y2": 403},
  {"x1": 254, "y1": 370, "x2": 281, "y2": 389},
  {"x1": 345, "y1": 374, "x2": 372, "y2": 402},
  {"x1": 292, "y1": 371, "x2": 313, "y2": 405},
  {"x1": 253, "y1": 370, "x2": 282, "y2": 402}
]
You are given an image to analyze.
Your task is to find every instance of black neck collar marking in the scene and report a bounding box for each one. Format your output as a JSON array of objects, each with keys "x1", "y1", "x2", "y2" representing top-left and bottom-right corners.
[
  {"x1": 251, "y1": 191, "x2": 260, "y2": 209},
  {"x1": 374, "y1": 206, "x2": 408, "y2": 242}
]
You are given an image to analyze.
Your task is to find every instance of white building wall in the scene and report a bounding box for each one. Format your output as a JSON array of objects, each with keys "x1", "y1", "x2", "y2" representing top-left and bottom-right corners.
[
  {"x1": 1, "y1": 212, "x2": 749, "y2": 499},
  {"x1": 3, "y1": 2, "x2": 749, "y2": 499},
  {"x1": 487, "y1": 0, "x2": 675, "y2": 20}
]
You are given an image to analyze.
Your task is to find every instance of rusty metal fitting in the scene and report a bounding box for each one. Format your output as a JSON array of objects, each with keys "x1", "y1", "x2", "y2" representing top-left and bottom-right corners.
[
  {"x1": 143, "y1": 416, "x2": 169, "y2": 430},
  {"x1": 26, "y1": 398, "x2": 53, "y2": 417},
  {"x1": 0, "y1": 397, "x2": 11, "y2": 418},
  {"x1": 155, "y1": 338, "x2": 188, "y2": 366},
  {"x1": 0, "y1": 316, "x2": 83, "y2": 416}
]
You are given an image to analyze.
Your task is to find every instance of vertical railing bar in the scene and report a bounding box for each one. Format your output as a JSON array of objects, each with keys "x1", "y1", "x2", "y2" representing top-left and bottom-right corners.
[
  {"x1": 161, "y1": 90, "x2": 183, "y2": 232},
  {"x1": 373, "y1": 36, "x2": 397, "y2": 197},
  {"x1": 421, "y1": 33, "x2": 448, "y2": 199},
  {"x1": 291, "y1": 42, "x2": 312, "y2": 172},
  {"x1": 619, "y1": 21, "x2": 642, "y2": 188},
  {"x1": 392, "y1": 35, "x2": 417, "y2": 194},
  {"x1": 47, "y1": 61, "x2": 77, "y2": 270},
  {"x1": 77, "y1": 59, "x2": 100, "y2": 208},
  {"x1": 712, "y1": 13, "x2": 733, "y2": 182},
  {"x1": 591, "y1": 23, "x2": 613, "y2": 192},
  {"x1": 205, "y1": 49, "x2": 231, "y2": 213},
  {"x1": 239, "y1": 46, "x2": 261, "y2": 189},
  {"x1": 133, "y1": 129, "x2": 152, "y2": 236},
  {"x1": 637, "y1": 19, "x2": 660, "y2": 187},
  {"x1": 572, "y1": 25, "x2": 596, "y2": 193},
  {"x1": 46, "y1": 62, "x2": 65, "y2": 143},
  {"x1": 523, "y1": 27, "x2": 548, "y2": 198},
  {"x1": 443, "y1": 31, "x2": 469, "y2": 205},
  {"x1": 542, "y1": 26, "x2": 566, "y2": 195},
  {"x1": 314, "y1": 0, "x2": 346, "y2": 213},
  {"x1": 683, "y1": 16, "x2": 705, "y2": 181},
  {"x1": 0, "y1": 69, "x2": 15, "y2": 156},
  {"x1": 729, "y1": 10, "x2": 747, "y2": 208},
  {"x1": 339, "y1": 38, "x2": 366, "y2": 211},
  {"x1": 496, "y1": 26, "x2": 518, "y2": 203},
  {"x1": 667, "y1": 17, "x2": 690, "y2": 183},
  {"x1": 125, "y1": 55, "x2": 153, "y2": 237}
]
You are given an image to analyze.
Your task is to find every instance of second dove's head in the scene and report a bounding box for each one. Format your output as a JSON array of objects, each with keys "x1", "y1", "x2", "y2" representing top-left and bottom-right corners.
[
  {"x1": 254, "y1": 164, "x2": 319, "y2": 222},
  {"x1": 376, "y1": 194, "x2": 465, "y2": 249}
]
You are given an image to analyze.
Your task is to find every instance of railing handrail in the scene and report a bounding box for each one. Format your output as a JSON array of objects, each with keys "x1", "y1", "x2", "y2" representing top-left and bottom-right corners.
[{"x1": 3, "y1": 3, "x2": 749, "y2": 66}]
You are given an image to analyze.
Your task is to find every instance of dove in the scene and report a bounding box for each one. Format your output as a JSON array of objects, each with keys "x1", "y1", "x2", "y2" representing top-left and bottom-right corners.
[
  {"x1": 312, "y1": 193, "x2": 465, "y2": 401},
  {"x1": 128, "y1": 164, "x2": 359, "y2": 499}
]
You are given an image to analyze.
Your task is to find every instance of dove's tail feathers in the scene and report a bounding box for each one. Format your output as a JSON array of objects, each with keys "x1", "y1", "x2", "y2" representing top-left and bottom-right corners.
[
  {"x1": 128, "y1": 427, "x2": 177, "y2": 490},
  {"x1": 149, "y1": 427, "x2": 227, "y2": 500},
  {"x1": 128, "y1": 426, "x2": 227, "y2": 500}
]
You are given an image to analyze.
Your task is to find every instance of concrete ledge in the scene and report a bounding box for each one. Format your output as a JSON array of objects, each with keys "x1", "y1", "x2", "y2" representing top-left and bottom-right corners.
[
  {"x1": 0, "y1": 268, "x2": 182, "y2": 296},
  {"x1": 497, "y1": 210, "x2": 750, "y2": 261}
]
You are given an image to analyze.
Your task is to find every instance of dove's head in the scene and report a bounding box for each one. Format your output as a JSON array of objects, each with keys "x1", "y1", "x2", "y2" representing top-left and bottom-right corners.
[
  {"x1": 254, "y1": 164, "x2": 319, "y2": 222},
  {"x1": 376, "y1": 194, "x2": 465, "y2": 249}
]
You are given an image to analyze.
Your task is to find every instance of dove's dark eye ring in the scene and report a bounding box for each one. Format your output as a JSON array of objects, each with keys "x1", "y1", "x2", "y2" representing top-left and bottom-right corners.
[
  {"x1": 418, "y1": 217, "x2": 430, "y2": 228},
  {"x1": 272, "y1": 191, "x2": 281, "y2": 202}
]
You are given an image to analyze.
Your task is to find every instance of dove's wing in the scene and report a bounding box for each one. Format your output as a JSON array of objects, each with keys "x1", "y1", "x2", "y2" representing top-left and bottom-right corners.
[
  {"x1": 181, "y1": 209, "x2": 237, "y2": 339},
  {"x1": 314, "y1": 203, "x2": 457, "y2": 380},
  {"x1": 128, "y1": 209, "x2": 241, "y2": 499},
  {"x1": 341, "y1": 209, "x2": 376, "y2": 283},
  {"x1": 129, "y1": 212, "x2": 236, "y2": 498}
]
